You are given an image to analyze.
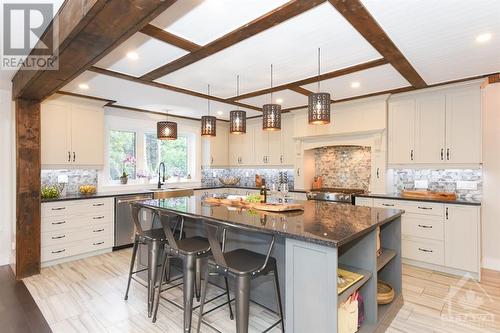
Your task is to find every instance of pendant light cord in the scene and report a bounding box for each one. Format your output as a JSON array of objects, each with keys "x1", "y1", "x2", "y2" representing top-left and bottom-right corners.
[
  {"x1": 236, "y1": 75, "x2": 240, "y2": 110},
  {"x1": 270, "y1": 64, "x2": 274, "y2": 102},
  {"x1": 207, "y1": 84, "x2": 210, "y2": 116},
  {"x1": 317, "y1": 47, "x2": 321, "y2": 93}
]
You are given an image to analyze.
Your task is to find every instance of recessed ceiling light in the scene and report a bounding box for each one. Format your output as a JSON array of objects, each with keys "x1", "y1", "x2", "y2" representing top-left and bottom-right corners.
[
  {"x1": 351, "y1": 82, "x2": 360, "y2": 88},
  {"x1": 216, "y1": 111, "x2": 223, "y2": 115},
  {"x1": 78, "y1": 83, "x2": 89, "y2": 90},
  {"x1": 276, "y1": 98, "x2": 283, "y2": 104},
  {"x1": 126, "y1": 51, "x2": 139, "y2": 60},
  {"x1": 476, "y1": 33, "x2": 492, "y2": 43}
]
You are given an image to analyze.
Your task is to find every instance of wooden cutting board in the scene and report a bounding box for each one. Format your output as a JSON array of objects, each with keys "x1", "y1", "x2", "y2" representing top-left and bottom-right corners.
[
  {"x1": 401, "y1": 190, "x2": 457, "y2": 201},
  {"x1": 203, "y1": 197, "x2": 304, "y2": 212}
]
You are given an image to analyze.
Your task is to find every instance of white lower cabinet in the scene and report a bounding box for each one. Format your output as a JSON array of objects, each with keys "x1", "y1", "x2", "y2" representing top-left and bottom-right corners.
[
  {"x1": 41, "y1": 198, "x2": 114, "y2": 265},
  {"x1": 357, "y1": 197, "x2": 480, "y2": 277}
]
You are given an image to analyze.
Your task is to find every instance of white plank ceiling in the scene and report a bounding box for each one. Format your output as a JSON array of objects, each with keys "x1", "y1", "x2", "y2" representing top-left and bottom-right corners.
[
  {"x1": 63, "y1": 0, "x2": 499, "y2": 119},
  {"x1": 156, "y1": 2, "x2": 382, "y2": 98},
  {"x1": 361, "y1": 0, "x2": 500, "y2": 84},
  {"x1": 149, "y1": 0, "x2": 290, "y2": 45},
  {"x1": 61, "y1": 71, "x2": 259, "y2": 120}
]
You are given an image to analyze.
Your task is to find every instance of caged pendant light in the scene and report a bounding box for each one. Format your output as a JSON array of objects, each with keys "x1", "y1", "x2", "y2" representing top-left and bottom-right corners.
[
  {"x1": 308, "y1": 48, "x2": 331, "y2": 125},
  {"x1": 201, "y1": 84, "x2": 217, "y2": 137},
  {"x1": 262, "y1": 64, "x2": 281, "y2": 131},
  {"x1": 229, "y1": 75, "x2": 246, "y2": 134},
  {"x1": 157, "y1": 110, "x2": 177, "y2": 140}
]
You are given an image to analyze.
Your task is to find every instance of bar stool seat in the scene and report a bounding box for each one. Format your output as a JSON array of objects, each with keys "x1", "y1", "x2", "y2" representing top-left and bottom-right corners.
[
  {"x1": 175, "y1": 236, "x2": 210, "y2": 254},
  {"x1": 223, "y1": 249, "x2": 276, "y2": 275}
]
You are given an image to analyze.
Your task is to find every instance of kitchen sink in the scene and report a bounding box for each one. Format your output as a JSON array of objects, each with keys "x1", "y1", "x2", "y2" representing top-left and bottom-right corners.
[{"x1": 149, "y1": 187, "x2": 194, "y2": 199}]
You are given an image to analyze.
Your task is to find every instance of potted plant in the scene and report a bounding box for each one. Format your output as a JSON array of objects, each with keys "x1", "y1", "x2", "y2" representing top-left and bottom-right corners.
[{"x1": 120, "y1": 155, "x2": 136, "y2": 184}]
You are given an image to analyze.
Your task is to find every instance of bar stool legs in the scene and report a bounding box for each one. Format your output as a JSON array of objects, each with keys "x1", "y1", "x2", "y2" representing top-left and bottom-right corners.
[
  {"x1": 272, "y1": 267, "x2": 285, "y2": 333},
  {"x1": 235, "y1": 275, "x2": 251, "y2": 333},
  {"x1": 148, "y1": 239, "x2": 162, "y2": 317},
  {"x1": 124, "y1": 235, "x2": 139, "y2": 301}
]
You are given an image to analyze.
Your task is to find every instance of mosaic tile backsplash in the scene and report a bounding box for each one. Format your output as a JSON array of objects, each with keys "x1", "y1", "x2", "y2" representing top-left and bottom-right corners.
[
  {"x1": 391, "y1": 169, "x2": 482, "y2": 201},
  {"x1": 201, "y1": 168, "x2": 294, "y2": 189},
  {"x1": 41, "y1": 169, "x2": 98, "y2": 195},
  {"x1": 314, "y1": 145, "x2": 371, "y2": 190}
]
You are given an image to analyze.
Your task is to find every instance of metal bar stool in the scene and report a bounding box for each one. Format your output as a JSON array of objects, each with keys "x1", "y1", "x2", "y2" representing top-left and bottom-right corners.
[
  {"x1": 124, "y1": 204, "x2": 183, "y2": 318},
  {"x1": 197, "y1": 222, "x2": 285, "y2": 333},
  {"x1": 152, "y1": 211, "x2": 233, "y2": 332}
]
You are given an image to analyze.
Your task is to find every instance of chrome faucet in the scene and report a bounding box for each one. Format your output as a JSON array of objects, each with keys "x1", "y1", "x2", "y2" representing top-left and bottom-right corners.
[{"x1": 158, "y1": 162, "x2": 166, "y2": 189}]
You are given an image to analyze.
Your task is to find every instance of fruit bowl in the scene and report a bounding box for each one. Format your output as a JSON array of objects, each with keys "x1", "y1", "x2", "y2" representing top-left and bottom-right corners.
[
  {"x1": 218, "y1": 176, "x2": 240, "y2": 186},
  {"x1": 79, "y1": 185, "x2": 97, "y2": 195}
]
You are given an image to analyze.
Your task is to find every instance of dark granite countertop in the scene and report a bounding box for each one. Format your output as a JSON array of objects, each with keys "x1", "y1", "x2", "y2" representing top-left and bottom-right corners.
[
  {"x1": 355, "y1": 193, "x2": 481, "y2": 206},
  {"x1": 136, "y1": 195, "x2": 404, "y2": 248},
  {"x1": 194, "y1": 185, "x2": 307, "y2": 193},
  {"x1": 41, "y1": 186, "x2": 306, "y2": 203}
]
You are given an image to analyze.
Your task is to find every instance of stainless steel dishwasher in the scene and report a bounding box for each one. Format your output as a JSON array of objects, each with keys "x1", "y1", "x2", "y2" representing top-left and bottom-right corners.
[{"x1": 114, "y1": 193, "x2": 153, "y2": 249}]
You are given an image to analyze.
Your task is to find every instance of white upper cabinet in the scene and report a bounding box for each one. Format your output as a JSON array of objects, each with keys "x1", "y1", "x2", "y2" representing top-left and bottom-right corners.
[
  {"x1": 281, "y1": 115, "x2": 295, "y2": 165},
  {"x1": 388, "y1": 99, "x2": 415, "y2": 164},
  {"x1": 228, "y1": 126, "x2": 254, "y2": 166},
  {"x1": 415, "y1": 94, "x2": 446, "y2": 164},
  {"x1": 202, "y1": 121, "x2": 228, "y2": 167},
  {"x1": 388, "y1": 83, "x2": 482, "y2": 166},
  {"x1": 41, "y1": 97, "x2": 104, "y2": 167},
  {"x1": 445, "y1": 88, "x2": 482, "y2": 164}
]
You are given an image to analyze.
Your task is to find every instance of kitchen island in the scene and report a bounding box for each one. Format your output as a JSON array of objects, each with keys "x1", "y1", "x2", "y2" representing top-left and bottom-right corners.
[{"x1": 137, "y1": 195, "x2": 404, "y2": 333}]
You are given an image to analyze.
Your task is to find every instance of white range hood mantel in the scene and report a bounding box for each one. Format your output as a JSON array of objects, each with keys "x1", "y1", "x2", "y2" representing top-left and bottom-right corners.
[{"x1": 293, "y1": 129, "x2": 386, "y2": 152}]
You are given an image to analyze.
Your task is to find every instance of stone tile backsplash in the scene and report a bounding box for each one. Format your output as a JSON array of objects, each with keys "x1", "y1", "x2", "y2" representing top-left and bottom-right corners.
[
  {"x1": 201, "y1": 168, "x2": 294, "y2": 189},
  {"x1": 391, "y1": 169, "x2": 482, "y2": 200},
  {"x1": 314, "y1": 146, "x2": 371, "y2": 190},
  {"x1": 41, "y1": 169, "x2": 98, "y2": 195}
]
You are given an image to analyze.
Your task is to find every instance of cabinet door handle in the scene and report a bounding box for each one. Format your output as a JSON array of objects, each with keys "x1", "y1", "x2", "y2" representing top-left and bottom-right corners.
[
  {"x1": 382, "y1": 203, "x2": 394, "y2": 207},
  {"x1": 297, "y1": 168, "x2": 300, "y2": 176},
  {"x1": 93, "y1": 229, "x2": 104, "y2": 233},
  {"x1": 68, "y1": 151, "x2": 71, "y2": 162},
  {"x1": 51, "y1": 207, "x2": 66, "y2": 211},
  {"x1": 440, "y1": 148, "x2": 444, "y2": 160},
  {"x1": 51, "y1": 249, "x2": 66, "y2": 254},
  {"x1": 73, "y1": 152, "x2": 76, "y2": 162},
  {"x1": 418, "y1": 224, "x2": 433, "y2": 229},
  {"x1": 446, "y1": 148, "x2": 450, "y2": 161},
  {"x1": 211, "y1": 156, "x2": 213, "y2": 164},
  {"x1": 51, "y1": 235, "x2": 66, "y2": 239},
  {"x1": 445, "y1": 207, "x2": 449, "y2": 220},
  {"x1": 51, "y1": 221, "x2": 66, "y2": 225},
  {"x1": 93, "y1": 203, "x2": 104, "y2": 207},
  {"x1": 376, "y1": 168, "x2": 380, "y2": 179},
  {"x1": 93, "y1": 241, "x2": 105, "y2": 246},
  {"x1": 93, "y1": 216, "x2": 105, "y2": 220},
  {"x1": 280, "y1": 155, "x2": 283, "y2": 164},
  {"x1": 410, "y1": 149, "x2": 414, "y2": 161},
  {"x1": 418, "y1": 248, "x2": 433, "y2": 253},
  {"x1": 418, "y1": 206, "x2": 432, "y2": 210}
]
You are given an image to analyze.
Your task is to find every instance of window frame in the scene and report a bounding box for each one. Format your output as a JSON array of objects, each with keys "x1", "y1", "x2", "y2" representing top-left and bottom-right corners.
[{"x1": 144, "y1": 132, "x2": 191, "y2": 179}]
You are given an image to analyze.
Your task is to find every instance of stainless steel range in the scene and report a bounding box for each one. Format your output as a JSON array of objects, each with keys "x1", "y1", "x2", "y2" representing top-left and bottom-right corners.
[{"x1": 306, "y1": 188, "x2": 366, "y2": 204}]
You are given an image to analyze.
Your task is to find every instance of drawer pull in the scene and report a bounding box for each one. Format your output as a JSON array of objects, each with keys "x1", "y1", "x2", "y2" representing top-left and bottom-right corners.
[
  {"x1": 418, "y1": 247, "x2": 433, "y2": 253},
  {"x1": 51, "y1": 235, "x2": 66, "y2": 240},
  {"x1": 51, "y1": 249, "x2": 66, "y2": 254},
  {"x1": 418, "y1": 224, "x2": 433, "y2": 229},
  {"x1": 93, "y1": 229, "x2": 104, "y2": 233},
  {"x1": 93, "y1": 241, "x2": 105, "y2": 246},
  {"x1": 51, "y1": 207, "x2": 66, "y2": 211},
  {"x1": 93, "y1": 216, "x2": 105, "y2": 220},
  {"x1": 418, "y1": 206, "x2": 432, "y2": 210},
  {"x1": 93, "y1": 203, "x2": 104, "y2": 207},
  {"x1": 51, "y1": 221, "x2": 66, "y2": 225},
  {"x1": 382, "y1": 203, "x2": 394, "y2": 207}
]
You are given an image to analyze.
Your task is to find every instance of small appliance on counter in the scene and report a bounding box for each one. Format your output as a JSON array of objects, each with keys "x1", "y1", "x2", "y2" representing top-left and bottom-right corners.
[
  {"x1": 312, "y1": 176, "x2": 323, "y2": 189},
  {"x1": 255, "y1": 174, "x2": 264, "y2": 188}
]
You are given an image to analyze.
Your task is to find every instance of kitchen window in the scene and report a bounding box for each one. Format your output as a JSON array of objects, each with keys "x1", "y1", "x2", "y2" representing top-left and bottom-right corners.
[
  {"x1": 108, "y1": 130, "x2": 136, "y2": 180},
  {"x1": 145, "y1": 133, "x2": 189, "y2": 178}
]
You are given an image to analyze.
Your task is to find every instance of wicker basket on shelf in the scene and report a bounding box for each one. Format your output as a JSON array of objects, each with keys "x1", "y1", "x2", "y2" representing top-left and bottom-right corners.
[{"x1": 377, "y1": 280, "x2": 394, "y2": 305}]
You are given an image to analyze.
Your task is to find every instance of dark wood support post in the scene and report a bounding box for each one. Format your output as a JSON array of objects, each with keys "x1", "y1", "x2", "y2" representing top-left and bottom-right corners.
[{"x1": 15, "y1": 99, "x2": 41, "y2": 279}]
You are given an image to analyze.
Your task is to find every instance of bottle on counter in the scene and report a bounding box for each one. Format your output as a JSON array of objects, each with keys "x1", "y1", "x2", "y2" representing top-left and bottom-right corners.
[{"x1": 260, "y1": 180, "x2": 267, "y2": 203}]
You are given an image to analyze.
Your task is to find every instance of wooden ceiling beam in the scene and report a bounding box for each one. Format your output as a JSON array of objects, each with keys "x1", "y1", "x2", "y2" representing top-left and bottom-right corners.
[
  {"x1": 12, "y1": 0, "x2": 178, "y2": 101},
  {"x1": 88, "y1": 66, "x2": 262, "y2": 111},
  {"x1": 228, "y1": 58, "x2": 387, "y2": 101},
  {"x1": 328, "y1": 0, "x2": 427, "y2": 88},
  {"x1": 288, "y1": 86, "x2": 314, "y2": 96},
  {"x1": 140, "y1": 0, "x2": 327, "y2": 81},
  {"x1": 140, "y1": 24, "x2": 201, "y2": 52}
]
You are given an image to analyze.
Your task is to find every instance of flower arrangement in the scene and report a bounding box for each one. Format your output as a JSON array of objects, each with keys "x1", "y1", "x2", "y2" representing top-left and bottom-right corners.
[{"x1": 120, "y1": 155, "x2": 136, "y2": 184}]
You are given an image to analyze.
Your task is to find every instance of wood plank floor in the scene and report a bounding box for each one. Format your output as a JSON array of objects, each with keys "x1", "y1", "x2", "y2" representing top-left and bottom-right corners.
[
  {"x1": 23, "y1": 249, "x2": 500, "y2": 333},
  {"x1": 0, "y1": 265, "x2": 51, "y2": 333}
]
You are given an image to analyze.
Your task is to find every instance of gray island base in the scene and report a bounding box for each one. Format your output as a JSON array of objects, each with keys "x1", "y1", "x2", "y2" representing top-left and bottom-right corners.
[{"x1": 136, "y1": 195, "x2": 403, "y2": 333}]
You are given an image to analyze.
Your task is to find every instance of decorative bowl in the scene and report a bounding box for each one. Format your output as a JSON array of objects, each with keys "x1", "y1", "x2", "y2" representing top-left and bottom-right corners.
[
  {"x1": 79, "y1": 185, "x2": 97, "y2": 195},
  {"x1": 218, "y1": 176, "x2": 241, "y2": 186}
]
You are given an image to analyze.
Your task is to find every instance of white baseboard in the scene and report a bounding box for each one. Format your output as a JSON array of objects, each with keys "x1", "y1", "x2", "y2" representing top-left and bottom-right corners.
[{"x1": 482, "y1": 257, "x2": 500, "y2": 272}]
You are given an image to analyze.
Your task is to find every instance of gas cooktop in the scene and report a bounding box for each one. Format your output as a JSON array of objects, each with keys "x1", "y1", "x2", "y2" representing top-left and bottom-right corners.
[{"x1": 306, "y1": 188, "x2": 366, "y2": 203}]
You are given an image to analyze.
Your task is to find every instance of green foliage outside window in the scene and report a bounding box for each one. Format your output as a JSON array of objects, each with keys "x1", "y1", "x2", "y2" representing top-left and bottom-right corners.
[
  {"x1": 109, "y1": 130, "x2": 136, "y2": 180},
  {"x1": 145, "y1": 133, "x2": 188, "y2": 178}
]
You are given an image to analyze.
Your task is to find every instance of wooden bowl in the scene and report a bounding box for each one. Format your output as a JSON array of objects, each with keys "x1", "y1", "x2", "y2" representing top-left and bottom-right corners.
[{"x1": 377, "y1": 280, "x2": 395, "y2": 305}]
